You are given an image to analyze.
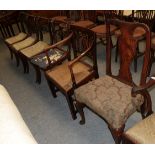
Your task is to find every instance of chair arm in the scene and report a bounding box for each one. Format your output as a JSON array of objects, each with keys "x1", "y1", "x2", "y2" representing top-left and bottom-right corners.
[
  {"x1": 68, "y1": 43, "x2": 93, "y2": 88},
  {"x1": 132, "y1": 75, "x2": 155, "y2": 97}
]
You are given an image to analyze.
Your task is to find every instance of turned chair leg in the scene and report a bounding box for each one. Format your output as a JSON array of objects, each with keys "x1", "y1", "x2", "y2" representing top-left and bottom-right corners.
[
  {"x1": 75, "y1": 101, "x2": 85, "y2": 125},
  {"x1": 108, "y1": 125, "x2": 125, "y2": 144},
  {"x1": 66, "y1": 94, "x2": 77, "y2": 120}
]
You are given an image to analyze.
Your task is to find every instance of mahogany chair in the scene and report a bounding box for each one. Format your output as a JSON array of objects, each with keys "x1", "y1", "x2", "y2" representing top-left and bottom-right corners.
[
  {"x1": 44, "y1": 25, "x2": 99, "y2": 120},
  {"x1": 3, "y1": 11, "x2": 28, "y2": 61},
  {"x1": 6, "y1": 13, "x2": 38, "y2": 67},
  {"x1": 29, "y1": 19, "x2": 73, "y2": 84},
  {"x1": 71, "y1": 10, "x2": 96, "y2": 29},
  {"x1": 73, "y1": 19, "x2": 153, "y2": 143},
  {"x1": 130, "y1": 10, "x2": 155, "y2": 72},
  {"x1": 18, "y1": 16, "x2": 51, "y2": 74}
]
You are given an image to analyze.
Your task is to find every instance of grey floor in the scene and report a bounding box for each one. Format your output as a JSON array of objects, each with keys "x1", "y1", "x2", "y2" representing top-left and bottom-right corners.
[{"x1": 0, "y1": 37, "x2": 155, "y2": 144}]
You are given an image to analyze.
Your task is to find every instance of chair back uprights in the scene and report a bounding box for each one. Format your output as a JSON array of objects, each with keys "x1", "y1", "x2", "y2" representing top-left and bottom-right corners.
[
  {"x1": 132, "y1": 11, "x2": 155, "y2": 31},
  {"x1": 106, "y1": 19, "x2": 151, "y2": 86},
  {"x1": 70, "y1": 24, "x2": 98, "y2": 77}
]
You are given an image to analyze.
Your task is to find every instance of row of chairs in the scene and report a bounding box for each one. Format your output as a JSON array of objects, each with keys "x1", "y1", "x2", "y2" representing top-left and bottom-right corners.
[{"x1": 1, "y1": 11, "x2": 155, "y2": 144}]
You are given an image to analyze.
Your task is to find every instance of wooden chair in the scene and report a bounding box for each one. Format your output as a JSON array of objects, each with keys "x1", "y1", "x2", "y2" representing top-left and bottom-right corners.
[
  {"x1": 123, "y1": 76, "x2": 155, "y2": 144},
  {"x1": 44, "y1": 25, "x2": 99, "y2": 120},
  {"x1": 29, "y1": 19, "x2": 73, "y2": 84},
  {"x1": 6, "y1": 13, "x2": 38, "y2": 67},
  {"x1": 131, "y1": 10, "x2": 155, "y2": 72},
  {"x1": 3, "y1": 11, "x2": 28, "y2": 61},
  {"x1": 73, "y1": 19, "x2": 153, "y2": 143},
  {"x1": 71, "y1": 10, "x2": 96, "y2": 29},
  {"x1": 18, "y1": 16, "x2": 51, "y2": 74}
]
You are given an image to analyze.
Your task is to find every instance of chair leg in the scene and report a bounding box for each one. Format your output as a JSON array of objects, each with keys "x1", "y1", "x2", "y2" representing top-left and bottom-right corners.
[
  {"x1": 14, "y1": 53, "x2": 20, "y2": 67},
  {"x1": 8, "y1": 46, "x2": 14, "y2": 60},
  {"x1": 108, "y1": 124, "x2": 125, "y2": 144},
  {"x1": 140, "y1": 91, "x2": 153, "y2": 119},
  {"x1": 32, "y1": 64, "x2": 41, "y2": 84},
  {"x1": 74, "y1": 101, "x2": 85, "y2": 124},
  {"x1": 66, "y1": 94, "x2": 77, "y2": 120},
  {"x1": 115, "y1": 40, "x2": 118, "y2": 62},
  {"x1": 45, "y1": 77, "x2": 57, "y2": 98},
  {"x1": 20, "y1": 56, "x2": 27, "y2": 73},
  {"x1": 134, "y1": 57, "x2": 137, "y2": 72}
]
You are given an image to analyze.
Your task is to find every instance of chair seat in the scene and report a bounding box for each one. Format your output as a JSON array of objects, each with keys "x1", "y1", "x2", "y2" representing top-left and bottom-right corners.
[
  {"x1": 20, "y1": 41, "x2": 49, "y2": 58},
  {"x1": 75, "y1": 75, "x2": 144, "y2": 129},
  {"x1": 52, "y1": 16, "x2": 68, "y2": 22},
  {"x1": 45, "y1": 61, "x2": 92, "y2": 92},
  {"x1": 72, "y1": 20, "x2": 95, "y2": 28},
  {"x1": 12, "y1": 37, "x2": 36, "y2": 51},
  {"x1": 5, "y1": 32, "x2": 27, "y2": 44},
  {"x1": 115, "y1": 27, "x2": 146, "y2": 40},
  {"x1": 30, "y1": 48, "x2": 64, "y2": 69},
  {"x1": 124, "y1": 113, "x2": 155, "y2": 143},
  {"x1": 91, "y1": 24, "x2": 118, "y2": 37}
]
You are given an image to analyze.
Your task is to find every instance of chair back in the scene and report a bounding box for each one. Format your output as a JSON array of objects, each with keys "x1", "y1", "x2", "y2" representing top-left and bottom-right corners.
[
  {"x1": 106, "y1": 19, "x2": 151, "y2": 86},
  {"x1": 132, "y1": 10, "x2": 155, "y2": 31},
  {"x1": 70, "y1": 24, "x2": 98, "y2": 72}
]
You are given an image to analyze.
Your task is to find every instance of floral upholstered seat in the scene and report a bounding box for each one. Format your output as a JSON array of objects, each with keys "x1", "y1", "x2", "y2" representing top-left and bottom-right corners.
[
  {"x1": 124, "y1": 113, "x2": 155, "y2": 144},
  {"x1": 12, "y1": 37, "x2": 36, "y2": 51},
  {"x1": 75, "y1": 75, "x2": 144, "y2": 129},
  {"x1": 5, "y1": 32, "x2": 27, "y2": 44}
]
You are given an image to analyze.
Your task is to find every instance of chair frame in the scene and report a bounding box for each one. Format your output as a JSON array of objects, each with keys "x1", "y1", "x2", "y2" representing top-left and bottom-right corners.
[
  {"x1": 74, "y1": 19, "x2": 153, "y2": 143},
  {"x1": 45, "y1": 25, "x2": 99, "y2": 120}
]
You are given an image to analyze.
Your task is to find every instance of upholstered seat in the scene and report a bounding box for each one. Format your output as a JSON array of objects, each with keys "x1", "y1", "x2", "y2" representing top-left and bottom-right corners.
[
  {"x1": 72, "y1": 20, "x2": 95, "y2": 28},
  {"x1": 12, "y1": 37, "x2": 36, "y2": 51},
  {"x1": 91, "y1": 24, "x2": 118, "y2": 37},
  {"x1": 5, "y1": 32, "x2": 27, "y2": 44},
  {"x1": 30, "y1": 48, "x2": 64, "y2": 69},
  {"x1": 46, "y1": 61, "x2": 92, "y2": 92},
  {"x1": 124, "y1": 113, "x2": 155, "y2": 143},
  {"x1": 75, "y1": 75, "x2": 144, "y2": 129},
  {"x1": 20, "y1": 41, "x2": 49, "y2": 58}
]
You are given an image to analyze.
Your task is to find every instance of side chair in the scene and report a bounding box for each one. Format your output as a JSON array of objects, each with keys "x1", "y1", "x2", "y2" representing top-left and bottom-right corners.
[
  {"x1": 6, "y1": 13, "x2": 39, "y2": 67},
  {"x1": 73, "y1": 19, "x2": 153, "y2": 143}
]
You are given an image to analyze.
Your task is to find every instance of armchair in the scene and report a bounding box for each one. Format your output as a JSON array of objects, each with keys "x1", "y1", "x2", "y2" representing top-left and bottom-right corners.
[
  {"x1": 73, "y1": 19, "x2": 153, "y2": 143},
  {"x1": 44, "y1": 25, "x2": 99, "y2": 120}
]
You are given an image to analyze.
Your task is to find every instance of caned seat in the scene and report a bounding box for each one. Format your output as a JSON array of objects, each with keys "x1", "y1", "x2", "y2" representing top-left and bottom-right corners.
[
  {"x1": 5, "y1": 32, "x2": 27, "y2": 44},
  {"x1": 123, "y1": 113, "x2": 155, "y2": 144},
  {"x1": 72, "y1": 20, "x2": 95, "y2": 28},
  {"x1": 46, "y1": 61, "x2": 92, "y2": 92},
  {"x1": 75, "y1": 75, "x2": 144, "y2": 129},
  {"x1": 12, "y1": 37, "x2": 36, "y2": 51},
  {"x1": 20, "y1": 41, "x2": 49, "y2": 58},
  {"x1": 91, "y1": 24, "x2": 118, "y2": 37}
]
